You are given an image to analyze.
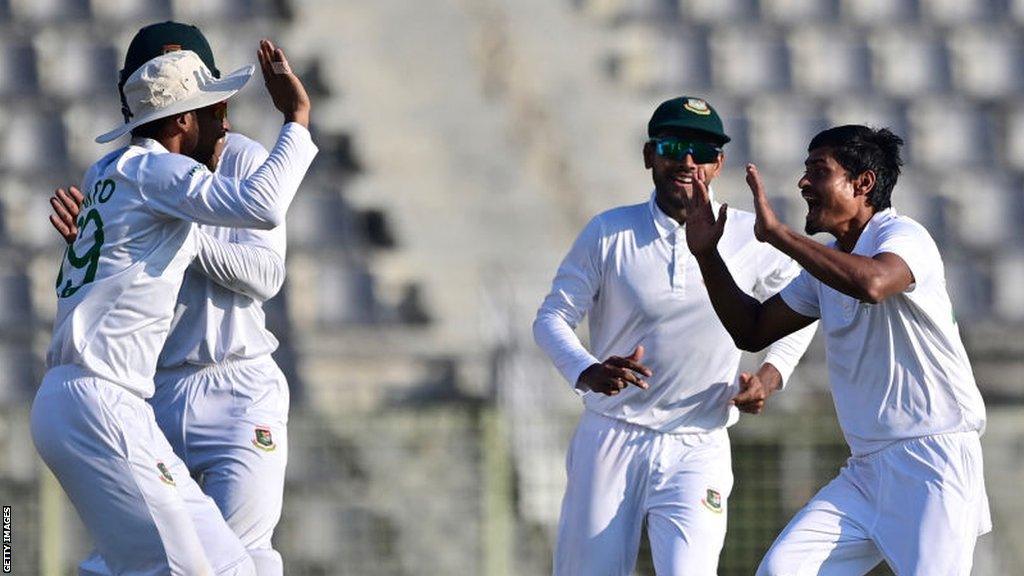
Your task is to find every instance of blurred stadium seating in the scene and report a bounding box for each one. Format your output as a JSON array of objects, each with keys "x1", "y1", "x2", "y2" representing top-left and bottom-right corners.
[{"x1": 1, "y1": 0, "x2": 1023, "y2": 574}]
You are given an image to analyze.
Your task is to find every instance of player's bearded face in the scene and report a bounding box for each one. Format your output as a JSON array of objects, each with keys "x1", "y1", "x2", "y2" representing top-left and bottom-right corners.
[
  {"x1": 799, "y1": 149, "x2": 860, "y2": 235},
  {"x1": 192, "y1": 101, "x2": 230, "y2": 170},
  {"x1": 645, "y1": 135, "x2": 723, "y2": 212}
]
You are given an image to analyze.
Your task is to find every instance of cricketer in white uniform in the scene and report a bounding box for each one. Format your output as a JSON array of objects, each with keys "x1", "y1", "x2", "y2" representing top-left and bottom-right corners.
[
  {"x1": 684, "y1": 124, "x2": 989, "y2": 575},
  {"x1": 31, "y1": 45, "x2": 317, "y2": 575},
  {"x1": 55, "y1": 23, "x2": 295, "y2": 576},
  {"x1": 151, "y1": 131, "x2": 290, "y2": 575},
  {"x1": 533, "y1": 97, "x2": 816, "y2": 575},
  {"x1": 76, "y1": 132, "x2": 289, "y2": 576}
]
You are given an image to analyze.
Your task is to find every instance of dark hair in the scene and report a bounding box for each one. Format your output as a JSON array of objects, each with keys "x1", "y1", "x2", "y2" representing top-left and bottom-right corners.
[{"x1": 808, "y1": 125, "x2": 904, "y2": 210}]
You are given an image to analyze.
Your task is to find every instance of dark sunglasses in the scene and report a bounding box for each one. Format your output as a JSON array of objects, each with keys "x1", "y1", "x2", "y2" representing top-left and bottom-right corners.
[{"x1": 650, "y1": 138, "x2": 721, "y2": 164}]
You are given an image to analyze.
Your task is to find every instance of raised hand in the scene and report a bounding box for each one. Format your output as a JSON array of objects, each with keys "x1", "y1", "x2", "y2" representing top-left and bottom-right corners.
[
  {"x1": 577, "y1": 345, "x2": 653, "y2": 396},
  {"x1": 685, "y1": 167, "x2": 728, "y2": 257},
  {"x1": 257, "y1": 39, "x2": 311, "y2": 128},
  {"x1": 49, "y1": 186, "x2": 85, "y2": 244},
  {"x1": 746, "y1": 164, "x2": 782, "y2": 243}
]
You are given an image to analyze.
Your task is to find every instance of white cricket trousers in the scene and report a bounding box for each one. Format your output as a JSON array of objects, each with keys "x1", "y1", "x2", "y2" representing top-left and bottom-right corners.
[
  {"x1": 78, "y1": 355, "x2": 289, "y2": 576},
  {"x1": 553, "y1": 410, "x2": 733, "y2": 576},
  {"x1": 31, "y1": 366, "x2": 255, "y2": 576},
  {"x1": 153, "y1": 355, "x2": 289, "y2": 576},
  {"x1": 757, "y1": 430, "x2": 990, "y2": 576}
]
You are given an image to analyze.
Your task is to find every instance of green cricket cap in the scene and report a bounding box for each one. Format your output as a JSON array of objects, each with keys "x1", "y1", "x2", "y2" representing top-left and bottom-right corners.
[
  {"x1": 647, "y1": 96, "x2": 730, "y2": 145},
  {"x1": 121, "y1": 21, "x2": 221, "y2": 83}
]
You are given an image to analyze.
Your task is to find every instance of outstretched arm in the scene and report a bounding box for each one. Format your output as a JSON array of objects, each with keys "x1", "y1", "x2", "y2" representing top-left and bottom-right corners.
[
  {"x1": 746, "y1": 164, "x2": 913, "y2": 304},
  {"x1": 685, "y1": 169, "x2": 817, "y2": 351}
]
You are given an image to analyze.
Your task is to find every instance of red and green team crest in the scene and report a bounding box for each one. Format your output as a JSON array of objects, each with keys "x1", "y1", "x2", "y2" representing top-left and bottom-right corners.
[
  {"x1": 701, "y1": 488, "x2": 722, "y2": 513},
  {"x1": 252, "y1": 426, "x2": 277, "y2": 452},
  {"x1": 157, "y1": 462, "x2": 175, "y2": 486}
]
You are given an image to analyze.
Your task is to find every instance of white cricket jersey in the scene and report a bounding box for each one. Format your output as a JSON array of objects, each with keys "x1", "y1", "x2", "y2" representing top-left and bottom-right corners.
[
  {"x1": 779, "y1": 208, "x2": 985, "y2": 457},
  {"x1": 46, "y1": 123, "x2": 317, "y2": 398},
  {"x1": 534, "y1": 193, "x2": 816, "y2": 433},
  {"x1": 159, "y1": 132, "x2": 285, "y2": 368}
]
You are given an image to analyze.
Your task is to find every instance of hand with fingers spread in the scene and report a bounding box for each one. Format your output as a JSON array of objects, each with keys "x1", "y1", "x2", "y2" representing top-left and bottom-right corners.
[
  {"x1": 684, "y1": 167, "x2": 728, "y2": 258},
  {"x1": 577, "y1": 345, "x2": 653, "y2": 396},
  {"x1": 745, "y1": 163, "x2": 784, "y2": 244},
  {"x1": 257, "y1": 39, "x2": 311, "y2": 128},
  {"x1": 730, "y1": 364, "x2": 781, "y2": 414},
  {"x1": 49, "y1": 186, "x2": 85, "y2": 244}
]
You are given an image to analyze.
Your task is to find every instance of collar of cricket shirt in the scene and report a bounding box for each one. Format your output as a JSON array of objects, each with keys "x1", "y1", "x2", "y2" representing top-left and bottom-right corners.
[
  {"x1": 847, "y1": 207, "x2": 898, "y2": 255},
  {"x1": 130, "y1": 137, "x2": 170, "y2": 154},
  {"x1": 648, "y1": 189, "x2": 720, "y2": 239}
]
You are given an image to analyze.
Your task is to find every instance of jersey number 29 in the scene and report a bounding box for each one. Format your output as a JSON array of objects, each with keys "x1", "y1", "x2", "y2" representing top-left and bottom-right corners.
[{"x1": 55, "y1": 180, "x2": 114, "y2": 298}]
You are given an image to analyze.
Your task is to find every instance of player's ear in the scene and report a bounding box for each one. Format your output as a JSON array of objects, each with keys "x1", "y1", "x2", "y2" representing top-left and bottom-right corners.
[
  {"x1": 853, "y1": 170, "x2": 876, "y2": 199},
  {"x1": 173, "y1": 111, "x2": 194, "y2": 132},
  {"x1": 706, "y1": 151, "x2": 726, "y2": 179},
  {"x1": 643, "y1": 140, "x2": 654, "y2": 169}
]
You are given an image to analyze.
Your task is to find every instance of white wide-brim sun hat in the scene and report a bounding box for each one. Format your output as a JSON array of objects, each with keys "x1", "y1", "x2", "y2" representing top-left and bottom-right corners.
[{"x1": 96, "y1": 49, "x2": 255, "y2": 144}]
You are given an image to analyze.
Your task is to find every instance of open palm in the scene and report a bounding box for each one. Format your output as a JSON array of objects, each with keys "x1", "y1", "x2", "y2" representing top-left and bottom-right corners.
[
  {"x1": 746, "y1": 163, "x2": 781, "y2": 243},
  {"x1": 685, "y1": 170, "x2": 727, "y2": 257}
]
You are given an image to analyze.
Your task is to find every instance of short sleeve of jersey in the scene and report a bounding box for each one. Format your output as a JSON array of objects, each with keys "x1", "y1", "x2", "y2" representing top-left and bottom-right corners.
[
  {"x1": 872, "y1": 216, "x2": 940, "y2": 293},
  {"x1": 779, "y1": 268, "x2": 821, "y2": 319}
]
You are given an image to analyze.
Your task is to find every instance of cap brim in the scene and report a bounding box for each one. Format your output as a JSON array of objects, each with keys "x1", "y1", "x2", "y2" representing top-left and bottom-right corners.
[
  {"x1": 649, "y1": 120, "x2": 731, "y2": 144},
  {"x1": 96, "y1": 64, "x2": 255, "y2": 144}
]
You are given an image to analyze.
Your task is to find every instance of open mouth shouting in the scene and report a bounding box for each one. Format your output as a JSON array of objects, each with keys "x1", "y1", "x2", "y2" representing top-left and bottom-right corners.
[
  {"x1": 801, "y1": 188, "x2": 827, "y2": 233},
  {"x1": 802, "y1": 188, "x2": 820, "y2": 215}
]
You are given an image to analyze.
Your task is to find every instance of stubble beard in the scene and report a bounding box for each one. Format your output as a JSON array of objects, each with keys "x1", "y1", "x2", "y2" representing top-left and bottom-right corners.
[{"x1": 804, "y1": 215, "x2": 823, "y2": 235}]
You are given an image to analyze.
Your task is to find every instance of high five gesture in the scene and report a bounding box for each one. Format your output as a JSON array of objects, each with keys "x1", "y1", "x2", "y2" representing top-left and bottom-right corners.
[
  {"x1": 745, "y1": 163, "x2": 784, "y2": 244},
  {"x1": 684, "y1": 167, "x2": 728, "y2": 258},
  {"x1": 257, "y1": 39, "x2": 310, "y2": 128}
]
